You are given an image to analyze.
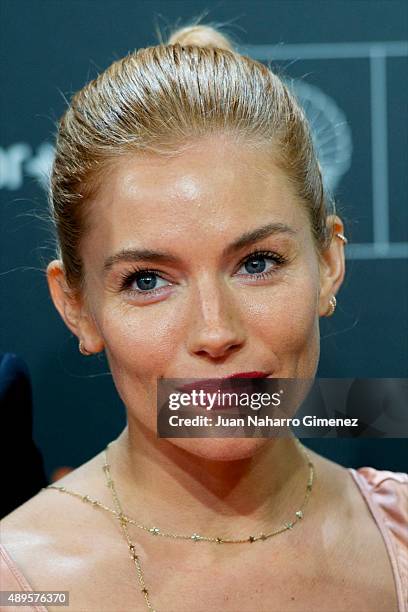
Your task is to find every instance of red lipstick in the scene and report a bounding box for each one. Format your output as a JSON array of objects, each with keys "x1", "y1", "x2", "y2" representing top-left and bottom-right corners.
[
  {"x1": 175, "y1": 372, "x2": 269, "y2": 394},
  {"x1": 224, "y1": 371, "x2": 269, "y2": 379}
]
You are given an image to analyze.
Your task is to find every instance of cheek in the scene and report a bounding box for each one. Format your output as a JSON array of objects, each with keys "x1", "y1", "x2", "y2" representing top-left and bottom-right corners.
[
  {"x1": 97, "y1": 305, "x2": 183, "y2": 427},
  {"x1": 100, "y1": 304, "x2": 181, "y2": 378},
  {"x1": 243, "y1": 268, "x2": 320, "y2": 375},
  {"x1": 248, "y1": 272, "x2": 319, "y2": 339}
]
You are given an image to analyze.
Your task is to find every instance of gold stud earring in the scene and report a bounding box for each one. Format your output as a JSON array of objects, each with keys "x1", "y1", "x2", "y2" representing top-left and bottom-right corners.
[
  {"x1": 78, "y1": 340, "x2": 93, "y2": 356},
  {"x1": 325, "y1": 296, "x2": 337, "y2": 317},
  {"x1": 335, "y1": 232, "x2": 348, "y2": 244}
]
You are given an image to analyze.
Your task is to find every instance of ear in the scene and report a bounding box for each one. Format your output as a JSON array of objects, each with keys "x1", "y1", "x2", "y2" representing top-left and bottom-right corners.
[
  {"x1": 318, "y1": 215, "x2": 346, "y2": 317},
  {"x1": 46, "y1": 259, "x2": 104, "y2": 354}
]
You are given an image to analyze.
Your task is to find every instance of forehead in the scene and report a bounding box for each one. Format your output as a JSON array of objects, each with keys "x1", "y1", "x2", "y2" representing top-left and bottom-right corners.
[{"x1": 85, "y1": 137, "x2": 309, "y2": 249}]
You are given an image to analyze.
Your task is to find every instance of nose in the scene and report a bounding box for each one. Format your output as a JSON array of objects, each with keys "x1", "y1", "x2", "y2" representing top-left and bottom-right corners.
[{"x1": 186, "y1": 275, "x2": 246, "y2": 360}]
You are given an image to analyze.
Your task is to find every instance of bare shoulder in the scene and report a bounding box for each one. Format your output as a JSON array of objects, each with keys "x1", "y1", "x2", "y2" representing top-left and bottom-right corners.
[
  {"x1": 302, "y1": 448, "x2": 400, "y2": 611},
  {"x1": 1, "y1": 450, "x2": 119, "y2": 586},
  {"x1": 1, "y1": 451, "x2": 139, "y2": 610},
  {"x1": 2, "y1": 449, "x2": 106, "y2": 527}
]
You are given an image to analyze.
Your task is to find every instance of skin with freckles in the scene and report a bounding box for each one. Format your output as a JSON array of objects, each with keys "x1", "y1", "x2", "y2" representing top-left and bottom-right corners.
[{"x1": 1, "y1": 136, "x2": 398, "y2": 611}]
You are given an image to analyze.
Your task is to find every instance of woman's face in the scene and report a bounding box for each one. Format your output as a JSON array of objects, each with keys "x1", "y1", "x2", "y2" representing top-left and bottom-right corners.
[{"x1": 48, "y1": 135, "x2": 345, "y2": 460}]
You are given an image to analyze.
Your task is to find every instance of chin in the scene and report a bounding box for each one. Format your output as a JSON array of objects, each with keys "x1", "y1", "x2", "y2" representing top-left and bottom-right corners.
[{"x1": 168, "y1": 436, "x2": 272, "y2": 462}]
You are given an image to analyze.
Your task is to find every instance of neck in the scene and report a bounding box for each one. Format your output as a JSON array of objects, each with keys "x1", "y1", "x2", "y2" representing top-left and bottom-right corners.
[{"x1": 109, "y1": 421, "x2": 312, "y2": 540}]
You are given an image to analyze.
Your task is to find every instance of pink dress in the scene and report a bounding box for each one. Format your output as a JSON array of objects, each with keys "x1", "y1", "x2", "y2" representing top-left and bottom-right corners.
[{"x1": 1, "y1": 467, "x2": 407, "y2": 612}]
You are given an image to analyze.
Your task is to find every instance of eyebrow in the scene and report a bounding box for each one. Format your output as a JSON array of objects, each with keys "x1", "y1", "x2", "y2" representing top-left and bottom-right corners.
[{"x1": 103, "y1": 222, "x2": 297, "y2": 275}]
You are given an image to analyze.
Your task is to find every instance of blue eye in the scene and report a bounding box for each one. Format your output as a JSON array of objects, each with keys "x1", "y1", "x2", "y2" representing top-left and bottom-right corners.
[
  {"x1": 236, "y1": 251, "x2": 285, "y2": 278},
  {"x1": 134, "y1": 272, "x2": 163, "y2": 291},
  {"x1": 119, "y1": 269, "x2": 170, "y2": 294},
  {"x1": 242, "y1": 257, "x2": 267, "y2": 274}
]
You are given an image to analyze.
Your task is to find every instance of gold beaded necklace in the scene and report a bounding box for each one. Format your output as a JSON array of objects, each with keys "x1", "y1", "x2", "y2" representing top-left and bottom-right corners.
[{"x1": 47, "y1": 439, "x2": 315, "y2": 611}]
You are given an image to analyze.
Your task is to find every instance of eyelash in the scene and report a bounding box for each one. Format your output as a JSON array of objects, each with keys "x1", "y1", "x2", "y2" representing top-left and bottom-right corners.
[{"x1": 117, "y1": 250, "x2": 287, "y2": 296}]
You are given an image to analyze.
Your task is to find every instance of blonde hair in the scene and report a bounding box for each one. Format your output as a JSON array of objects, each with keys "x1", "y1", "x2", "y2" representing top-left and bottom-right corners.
[{"x1": 48, "y1": 23, "x2": 335, "y2": 294}]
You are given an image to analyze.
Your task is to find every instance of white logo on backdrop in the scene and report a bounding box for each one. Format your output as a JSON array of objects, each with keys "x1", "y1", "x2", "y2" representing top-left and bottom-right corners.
[
  {"x1": 0, "y1": 142, "x2": 54, "y2": 190},
  {"x1": 291, "y1": 80, "x2": 353, "y2": 194}
]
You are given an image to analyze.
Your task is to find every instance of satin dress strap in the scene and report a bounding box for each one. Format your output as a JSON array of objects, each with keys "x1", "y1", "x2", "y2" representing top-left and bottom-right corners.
[
  {"x1": 348, "y1": 467, "x2": 408, "y2": 612},
  {"x1": 0, "y1": 544, "x2": 48, "y2": 612}
]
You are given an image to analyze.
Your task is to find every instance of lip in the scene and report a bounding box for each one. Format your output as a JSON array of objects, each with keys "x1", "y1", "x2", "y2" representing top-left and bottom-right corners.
[
  {"x1": 175, "y1": 372, "x2": 270, "y2": 394},
  {"x1": 225, "y1": 371, "x2": 269, "y2": 379}
]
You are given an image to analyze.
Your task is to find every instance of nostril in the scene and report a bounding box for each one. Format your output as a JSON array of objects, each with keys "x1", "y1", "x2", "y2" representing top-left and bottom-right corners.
[{"x1": 194, "y1": 341, "x2": 242, "y2": 361}]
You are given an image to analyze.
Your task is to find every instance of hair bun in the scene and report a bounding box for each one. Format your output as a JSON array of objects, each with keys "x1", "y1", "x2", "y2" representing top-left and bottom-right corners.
[{"x1": 167, "y1": 24, "x2": 235, "y2": 52}]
